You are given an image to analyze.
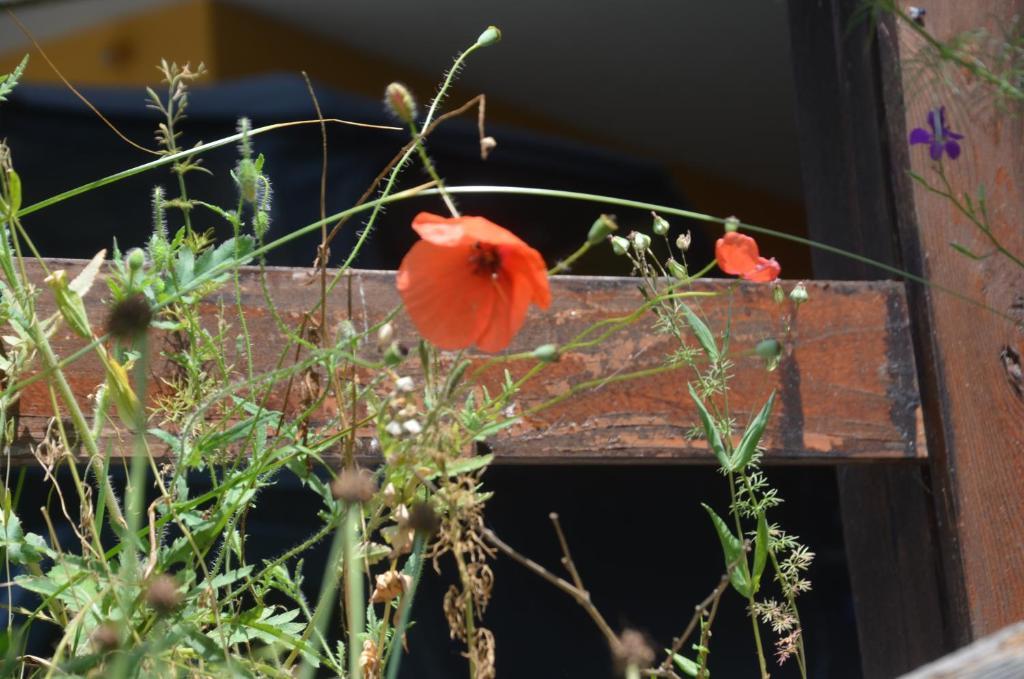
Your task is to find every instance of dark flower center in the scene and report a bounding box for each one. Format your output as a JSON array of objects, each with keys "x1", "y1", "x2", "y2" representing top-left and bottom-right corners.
[{"x1": 469, "y1": 242, "x2": 501, "y2": 277}]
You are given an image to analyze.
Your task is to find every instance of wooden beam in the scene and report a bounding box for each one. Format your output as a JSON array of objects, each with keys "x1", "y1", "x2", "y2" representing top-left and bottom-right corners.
[
  {"x1": 898, "y1": 621, "x2": 1024, "y2": 678},
  {"x1": 787, "y1": 0, "x2": 954, "y2": 674},
  {"x1": 885, "y1": 0, "x2": 1024, "y2": 641},
  {"x1": 7, "y1": 258, "x2": 923, "y2": 464}
]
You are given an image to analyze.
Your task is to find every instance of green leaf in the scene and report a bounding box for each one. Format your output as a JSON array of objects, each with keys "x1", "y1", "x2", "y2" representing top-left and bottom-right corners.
[
  {"x1": 950, "y1": 242, "x2": 991, "y2": 260},
  {"x1": 731, "y1": 391, "x2": 775, "y2": 472},
  {"x1": 669, "y1": 651, "x2": 708, "y2": 677},
  {"x1": 688, "y1": 384, "x2": 730, "y2": 470},
  {"x1": 0, "y1": 55, "x2": 28, "y2": 104},
  {"x1": 753, "y1": 511, "x2": 769, "y2": 592},
  {"x1": 702, "y1": 503, "x2": 751, "y2": 598},
  {"x1": 681, "y1": 304, "x2": 718, "y2": 363}
]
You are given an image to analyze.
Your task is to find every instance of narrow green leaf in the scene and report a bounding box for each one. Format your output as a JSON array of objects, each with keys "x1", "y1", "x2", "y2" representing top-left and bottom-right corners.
[
  {"x1": 753, "y1": 511, "x2": 769, "y2": 592},
  {"x1": 731, "y1": 391, "x2": 776, "y2": 472},
  {"x1": 688, "y1": 384, "x2": 731, "y2": 470},
  {"x1": 681, "y1": 304, "x2": 719, "y2": 363},
  {"x1": 950, "y1": 242, "x2": 990, "y2": 260},
  {"x1": 701, "y1": 503, "x2": 751, "y2": 597}
]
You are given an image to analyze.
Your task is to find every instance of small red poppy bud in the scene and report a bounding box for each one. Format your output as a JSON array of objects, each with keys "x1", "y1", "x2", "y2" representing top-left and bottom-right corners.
[{"x1": 384, "y1": 82, "x2": 417, "y2": 123}]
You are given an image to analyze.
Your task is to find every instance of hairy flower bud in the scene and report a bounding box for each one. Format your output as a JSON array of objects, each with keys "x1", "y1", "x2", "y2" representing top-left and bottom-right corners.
[
  {"x1": 146, "y1": 575, "x2": 182, "y2": 615},
  {"x1": 332, "y1": 468, "x2": 377, "y2": 504},
  {"x1": 385, "y1": 82, "x2": 417, "y2": 123},
  {"x1": 105, "y1": 293, "x2": 152, "y2": 341},
  {"x1": 236, "y1": 158, "x2": 259, "y2": 204},
  {"x1": 408, "y1": 501, "x2": 440, "y2": 536},
  {"x1": 587, "y1": 214, "x2": 618, "y2": 245}
]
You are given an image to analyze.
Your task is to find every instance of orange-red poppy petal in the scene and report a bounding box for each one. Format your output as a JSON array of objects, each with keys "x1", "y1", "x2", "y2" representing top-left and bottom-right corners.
[
  {"x1": 715, "y1": 232, "x2": 761, "y2": 276},
  {"x1": 741, "y1": 257, "x2": 781, "y2": 283},
  {"x1": 400, "y1": 213, "x2": 552, "y2": 352},
  {"x1": 397, "y1": 241, "x2": 496, "y2": 350},
  {"x1": 475, "y1": 266, "x2": 533, "y2": 353}
]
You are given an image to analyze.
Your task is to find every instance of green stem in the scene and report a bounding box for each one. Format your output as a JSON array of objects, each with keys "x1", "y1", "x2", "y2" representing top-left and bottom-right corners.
[
  {"x1": 384, "y1": 533, "x2": 427, "y2": 679},
  {"x1": 295, "y1": 508, "x2": 347, "y2": 679},
  {"x1": 345, "y1": 502, "x2": 365, "y2": 679}
]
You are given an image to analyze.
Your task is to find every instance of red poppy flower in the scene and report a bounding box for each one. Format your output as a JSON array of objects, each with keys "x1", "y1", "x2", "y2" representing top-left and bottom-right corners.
[
  {"x1": 715, "y1": 232, "x2": 781, "y2": 283},
  {"x1": 396, "y1": 212, "x2": 551, "y2": 352}
]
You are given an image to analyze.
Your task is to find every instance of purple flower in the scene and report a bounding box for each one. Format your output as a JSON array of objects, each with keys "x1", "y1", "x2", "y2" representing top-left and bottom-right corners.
[{"x1": 910, "y1": 107, "x2": 964, "y2": 160}]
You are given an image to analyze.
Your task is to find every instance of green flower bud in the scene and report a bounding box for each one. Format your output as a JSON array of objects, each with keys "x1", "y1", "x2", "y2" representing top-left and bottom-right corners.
[
  {"x1": 667, "y1": 258, "x2": 688, "y2": 279},
  {"x1": 587, "y1": 214, "x2": 618, "y2": 244},
  {"x1": 532, "y1": 343, "x2": 560, "y2": 362},
  {"x1": 236, "y1": 158, "x2": 259, "y2": 204},
  {"x1": 755, "y1": 338, "x2": 781, "y2": 361},
  {"x1": 773, "y1": 284, "x2": 785, "y2": 305},
  {"x1": 631, "y1": 232, "x2": 651, "y2": 253},
  {"x1": 126, "y1": 248, "x2": 146, "y2": 272},
  {"x1": 790, "y1": 282, "x2": 809, "y2": 304},
  {"x1": 476, "y1": 25, "x2": 502, "y2": 47},
  {"x1": 384, "y1": 341, "x2": 410, "y2": 366},
  {"x1": 651, "y1": 213, "x2": 669, "y2": 236},
  {"x1": 610, "y1": 236, "x2": 630, "y2": 256},
  {"x1": 724, "y1": 216, "x2": 740, "y2": 233}
]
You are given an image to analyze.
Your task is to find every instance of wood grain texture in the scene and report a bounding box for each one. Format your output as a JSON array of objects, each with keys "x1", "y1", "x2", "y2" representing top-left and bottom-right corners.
[
  {"x1": 788, "y1": 1, "x2": 955, "y2": 674},
  {"x1": 5, "y1": 259, "x2": 923, "y2": 464},
  {"x1": 889, "y1": 0, "x2": 1024, "y2": 639},
  {"x1": 899, "y1": 621, "x2": 1024, "y2": 679}
]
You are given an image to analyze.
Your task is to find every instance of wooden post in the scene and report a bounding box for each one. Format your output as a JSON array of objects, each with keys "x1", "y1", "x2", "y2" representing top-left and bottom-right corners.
[
  {"x1": 787, "y1": 1, "x2": 955, "y2": 675},
  {"x1": 884, "y1": 0, "x2": 1024, "y2": 640}
]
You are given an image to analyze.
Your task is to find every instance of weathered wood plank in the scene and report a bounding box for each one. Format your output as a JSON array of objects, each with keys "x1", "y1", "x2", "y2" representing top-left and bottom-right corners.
[
  {"x1": 6, "y1": 258, "x2": 924, "y2": 463},
  {"x1": 887, "y1": 0, "x2": 1024, "y2": 640},
  {"x1": 787, "y1": 0, "x2": 955, "y2": 674},
  {"x1": 900, "y1": 621, "x2": 1024, "y2": 679}
]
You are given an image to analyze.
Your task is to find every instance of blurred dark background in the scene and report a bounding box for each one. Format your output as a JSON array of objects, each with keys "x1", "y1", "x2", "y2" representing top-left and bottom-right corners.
[{"x1": 0, "y1": 1, "x2": 860, "y2": 677}]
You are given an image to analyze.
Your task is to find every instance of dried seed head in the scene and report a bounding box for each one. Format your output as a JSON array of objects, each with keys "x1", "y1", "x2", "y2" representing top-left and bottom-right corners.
[
  {"x1": 408, "y1": 501, "x2": 440, "y2": 536},
  {"x1": 332, "y1": 468, "x2": 377, "y2": 504},
  {"x1": 105, "y1": 293, "x2": 152, "y2": 341},
  {"x1": 360, "y1": 638, "x2": 380, "y2": 678},
  {"x1": 370, "y1": 569, "x2": 413, "y2": 603},
  {"x1": 614, "y1": 628, "x2": 655, "y2": 674},
  {"x1": 91, "y1": 622, "x2": 121, "y2": 651},
  {"x1": 676, "y1": 230, "x2": 692, "y2": 252},
  {"x1": 145, "y1": 574, "x2": 182, "y2": 615}
]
